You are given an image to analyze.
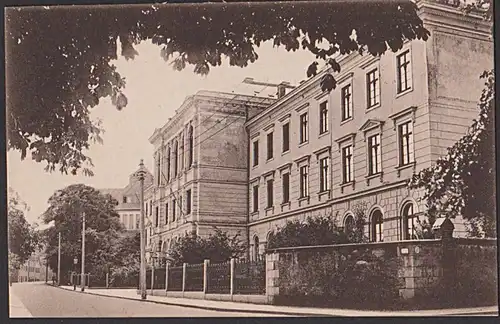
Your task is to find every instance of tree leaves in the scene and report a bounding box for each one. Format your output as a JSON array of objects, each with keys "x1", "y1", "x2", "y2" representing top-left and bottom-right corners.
[
  {"x1": 41, "y1": 184, "x2": 125, "y2": 275},
  {"x1": 267, "y1": 212, "x2": 358, "y2": 250},
  {"x1": 408, "y1": 70, "x2": 495, "y2": 237},
  {"x1": 8, "y1": 188, "x2": 40, "y2": 265},
  {"x1": 5, "y1": 1, "x2": 430, "y2": 175},
  {"x1": 168, "y1": 228, "x2": 245, "y2": 266}
]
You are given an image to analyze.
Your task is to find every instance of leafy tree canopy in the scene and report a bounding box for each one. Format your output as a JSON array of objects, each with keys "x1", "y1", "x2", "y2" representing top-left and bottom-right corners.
[
  {"x1": 267, "y1": 206, "x2": 369, "y2": 250},
  {"x1": 409, "y1": 70, "x2": 495, "y2": 238},
  {"x1": 41, "y1": 184, "x2": 124, "y2": 277},
  {"x1": 8, "y1": 188, "x2": 40, "y2": 265},
  {"x1": 108, "y1": 231, "x2": 141, "y2": 287},
  {"x1": 168, "y1": 228, "x2": 246, "y2": 266},
  {"x1": 5, "y1": 0, "x2": 430, "y2": 175}
]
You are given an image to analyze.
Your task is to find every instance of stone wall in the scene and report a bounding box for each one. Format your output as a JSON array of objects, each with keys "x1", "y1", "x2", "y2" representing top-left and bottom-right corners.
[{"x1": 265, "y1": 238, "x2": 498, "y2": 308}]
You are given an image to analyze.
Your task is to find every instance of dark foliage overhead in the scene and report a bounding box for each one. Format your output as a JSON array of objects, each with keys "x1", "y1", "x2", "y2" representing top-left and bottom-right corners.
[{"x1": 5, "y1": 1, "x2": 429, "y2": 175}]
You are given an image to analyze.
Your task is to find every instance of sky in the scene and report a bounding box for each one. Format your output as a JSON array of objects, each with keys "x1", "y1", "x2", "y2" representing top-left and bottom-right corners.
[{"x1": 7, "y1": 39, "x2": 317, "y2": 226}]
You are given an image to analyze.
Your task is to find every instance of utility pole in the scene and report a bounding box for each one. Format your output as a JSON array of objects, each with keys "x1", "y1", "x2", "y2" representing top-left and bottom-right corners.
[
  {"x1": 57, "y1": 232, "x2": 61, "y2": 286},
  {"x1": 81, "y1": 211, "x2": 86, "y2": 292},
  {"x1": 136, "y1": 159, "x2": 147, "y2": 300}
]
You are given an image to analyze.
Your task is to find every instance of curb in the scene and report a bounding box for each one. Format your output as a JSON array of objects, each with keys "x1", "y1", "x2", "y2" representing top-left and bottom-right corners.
[
  {"x1": 46, "y1": 284, "x2": 324, "y2": 317},
  {"x1": 45, "y1": 284, "x2": 498, "y2": 317}
]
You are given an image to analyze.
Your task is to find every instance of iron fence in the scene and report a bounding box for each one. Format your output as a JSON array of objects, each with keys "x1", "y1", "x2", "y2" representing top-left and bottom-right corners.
[
  {"x1": 168, "y1": 266, "x2": 183, "y2": 291},
  {"x1": 234, "y1": 258, "x2": 266, "y2": 295},
  {"x1": 207, "y1": 261, "x2": 230, "y2": 294},
  {"x1": 185, "y1": 263, "x2": 204, "y2": 291},
  {"x1": 146, "y1": 268, "x2": 166, "y2": 289}
]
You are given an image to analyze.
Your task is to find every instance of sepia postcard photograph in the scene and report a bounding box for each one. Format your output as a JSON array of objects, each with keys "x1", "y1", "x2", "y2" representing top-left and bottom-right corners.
[{"x1": 4, "y1": 0, "x2": 498, "y2": 319}]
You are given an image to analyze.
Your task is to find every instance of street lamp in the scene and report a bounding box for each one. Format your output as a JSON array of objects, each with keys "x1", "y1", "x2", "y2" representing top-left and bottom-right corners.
[{"x1": 134, "y1": 159, "x2": 148, "y2": 300}]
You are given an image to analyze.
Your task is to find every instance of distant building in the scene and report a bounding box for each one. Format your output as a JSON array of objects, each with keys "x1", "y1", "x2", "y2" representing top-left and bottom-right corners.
[
  {"x1": 144, "y1": 90, "x2": 274, "y2": 260},
  {"x1": 100, "y1": 167, "x2": 153, "y2": 231},
  {"x1": 14, "y1": 249, "x2": 53, "y2": 283},
  {"x1": 245, "y1": 0, "x2": 493, "y2": 259}
]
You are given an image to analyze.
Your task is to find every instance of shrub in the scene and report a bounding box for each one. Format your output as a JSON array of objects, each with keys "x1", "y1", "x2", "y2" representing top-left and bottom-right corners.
[
  {"x1": 169, "y1": 228, "x2": 246, "y2": 266},
  {"x1": 277, "y1": 248, "x2": 401, "y2": 309}
]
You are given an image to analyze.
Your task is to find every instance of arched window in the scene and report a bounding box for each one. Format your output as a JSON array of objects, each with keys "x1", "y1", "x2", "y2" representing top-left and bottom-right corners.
[
  {"x1": 166, "y1": 147, "x2": 171, "y2": 182},
  {"x1": 156, "y1": 152, "x2": 161, "y2": 186},
  {"x1": 344, "y1": 214, "x2": 355, "y2": 234},
  {"x1": 254, "y1": 236, "x2": 260, "y2": 261},
  {"x1": 188, "y1": 125, "x2": 194, "y2": 167},
  {"x1": 402, "y1": 203, "x2": 417, "y2": 240},
  {"x1": 173, "y1": 140, "x2": 178, "y2": 176},
  {"x1": 371, "y1": 209, "x2": 384, "y2": 242}
]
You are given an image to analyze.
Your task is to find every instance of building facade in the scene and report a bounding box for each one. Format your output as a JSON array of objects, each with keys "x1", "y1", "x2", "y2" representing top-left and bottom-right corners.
[
  {"x1": 14, "y1": 250, "x2": 54, "y2": 283},
  {"x1": 100, "y1": 167, "x2": 153, "y2": 231},
  {"x1": 245, "y1": 0, "x2": 493, "y2": 260},
  {"x1": 145, "y1": 90, "x2": 274, "y2": 258}
]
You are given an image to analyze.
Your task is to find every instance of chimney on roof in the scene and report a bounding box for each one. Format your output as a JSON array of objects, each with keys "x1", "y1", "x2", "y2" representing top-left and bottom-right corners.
[{"x1": 277, "y1": 81, "x2": 290, "y2": 99}]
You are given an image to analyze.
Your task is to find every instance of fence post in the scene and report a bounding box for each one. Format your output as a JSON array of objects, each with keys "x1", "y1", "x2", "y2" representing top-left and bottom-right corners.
[
  {"x1": 230, "y1": 258, "x2": 235, "y2": 297},
  {"x1": 151, "y1": 265, "x2": 155, "y2": 295},
  {"x1": 182, "y1": 263, "x2": 187, "y2": 293},
  {"x1": 106, "y1": 272, "x2": 109, "y2": 289},
  {"x1": 203, "y1": 259, "x2": 210, "y2": 296},
  {"x1": 165, "y1": 262, "x2": 169, "y2": 293}
]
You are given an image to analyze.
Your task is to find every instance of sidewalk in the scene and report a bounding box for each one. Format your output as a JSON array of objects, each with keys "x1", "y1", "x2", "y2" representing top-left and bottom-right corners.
[
  {"x1": 9, "y1": 291, "x2": 33, "y2": 318},
  {"x1": 56, "y1": 285, "x2": 498, "y2": 317}
]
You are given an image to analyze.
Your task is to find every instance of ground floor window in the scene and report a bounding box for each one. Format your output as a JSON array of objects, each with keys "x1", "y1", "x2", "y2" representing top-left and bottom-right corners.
[{"x1": 371, "y1": 209, "x2": 384, "y2": 242}]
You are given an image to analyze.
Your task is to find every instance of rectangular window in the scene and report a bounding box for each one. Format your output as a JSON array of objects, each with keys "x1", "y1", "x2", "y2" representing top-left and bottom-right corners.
[
  {"x1": 253, "y1": 185, "x2": 259, "y2": 212},
  {"x1": 366, "y1": 68, "x2": 380, "y2": 108},
  {"x1": 266, "y1": 179, "x2": 274, "y2": 208},
  {"x1": 172, "y1": 199, "x2": 176, "y2": 221},
  {"x1": 342, "y1": 145, "x2": 354, "y2": 183},
  {"x1": 186, "y1": 189, "x2": 192, "y2": 214},
  {"x1": 341, "y1": 84, "x2": 352, "y2": 121},
  {"x1": 399, "y1": 121, "x2": 414, "y2": 166},
  {"x1": 165, "y1": 203, "x2": 169, "y2": 224},
  {"x1": 282, "y1": 173, "x2": 290, "y2": 204},
  {"x1": 267, "y1": 132, "x2": 274, "y2": 160},
  {"x1": 253, "y1": 140, "x2": 259, "y2": 167},
  {"x1": 129, "y1": 214, "x2": 134, "y2": 230},
  {"x1": 319, "y1": 101, "x2": 328, "y2": 134},
  {"x1": 299, "y1": 165, "x2": 309, "y2": 198},
  {"x1": 135, "y1": 214, "x2": 140, "y2": 229},
  {"x1": 299, "y1": 112, "x2": 308, "y2": 144},
  {"x1": 397, "y1": 50, "x2": 412, "y2": 93},
  {"x1": 282, "y1": 122, "x2": 290, "y2": 152},
  {"x1": 319, "y1": 157, "x2": 330, "y2": 192},
  {"x1": 155, "y1": 206, "x2": 159, "y2": 227},
  {"x1": 368, "y1": 134, "x2": 382, "y2": 175}
]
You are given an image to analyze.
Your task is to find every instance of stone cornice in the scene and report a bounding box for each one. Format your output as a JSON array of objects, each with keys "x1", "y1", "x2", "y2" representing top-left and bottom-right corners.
[
  {"x1": 417, "y1": 0, "x2": 492, "y2": 35},
  {"x1": 151, "y1": 91, "x2": 273, "y2": 144},
  {"x1": 388, "y1": 106, "x2": 417, "y2": 130}
]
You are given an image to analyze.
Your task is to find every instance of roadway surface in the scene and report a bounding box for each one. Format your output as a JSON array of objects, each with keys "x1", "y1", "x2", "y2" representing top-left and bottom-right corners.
[{"x1": 10, "y1": 282, "x2": 287, "y2": 317}]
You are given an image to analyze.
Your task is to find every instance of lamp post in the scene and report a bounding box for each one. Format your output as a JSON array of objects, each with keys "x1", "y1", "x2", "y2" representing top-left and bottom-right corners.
[
  {"x1": 81, "y1": 211, "x2": 86, "y2": 292},
  {"x1": 73, "y1": 257, "x2": 77, "y2": 290},
  {"x1": 135, "y1": 159, "x2": 148, "y2": 300}
]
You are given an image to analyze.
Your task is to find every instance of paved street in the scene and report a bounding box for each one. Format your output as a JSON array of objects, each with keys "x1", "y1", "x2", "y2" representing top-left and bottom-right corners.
[{"x1": 9, "y1": 282, "x2": 289, "y2": 317}]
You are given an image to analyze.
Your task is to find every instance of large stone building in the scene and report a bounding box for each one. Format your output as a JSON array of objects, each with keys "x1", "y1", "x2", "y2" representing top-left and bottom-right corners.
[
  {"x1": 245, "y1": 0, "x2": 493, "y2": 260},
  {"x1": 145, "y1": 90, "x2": 275, "y2": 257},
  {"x1": 100, "y1": 166, "x2": 153, "y2": 231}
]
